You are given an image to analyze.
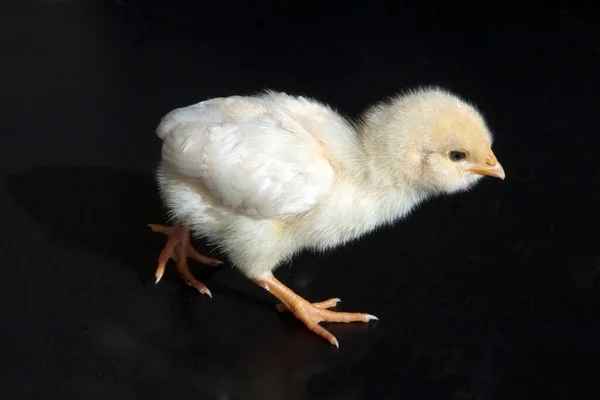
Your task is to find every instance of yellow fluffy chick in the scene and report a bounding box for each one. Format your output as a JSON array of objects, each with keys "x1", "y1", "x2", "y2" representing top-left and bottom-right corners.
[{"x1": 149, "y1": 87, "x2": 505, "y2": 347}]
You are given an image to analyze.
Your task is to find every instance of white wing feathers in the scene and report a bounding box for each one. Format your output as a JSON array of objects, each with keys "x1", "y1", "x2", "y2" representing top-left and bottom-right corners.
[{"x1": 157, "y1": 97, "x2": 336, "y2": 218}]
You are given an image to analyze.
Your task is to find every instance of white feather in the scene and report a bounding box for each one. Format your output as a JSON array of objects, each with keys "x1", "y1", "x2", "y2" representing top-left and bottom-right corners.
[{"x1": 158, "y1": 94, "x2": 336, "y2": 218}]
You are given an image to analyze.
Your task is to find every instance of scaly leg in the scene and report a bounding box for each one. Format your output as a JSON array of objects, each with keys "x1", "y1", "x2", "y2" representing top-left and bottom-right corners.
[
  {"x1": 254, "y1": 276, "x2": 378, "y2": 347},
  {"x1": 149, "y1": 223, "x2": 222, "y2": 297}
]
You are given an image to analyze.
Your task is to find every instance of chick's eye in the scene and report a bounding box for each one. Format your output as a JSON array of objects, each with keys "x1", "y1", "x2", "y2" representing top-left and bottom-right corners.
[{"x1": 449, "y1": 150, "x2": 467, "y2": 162}]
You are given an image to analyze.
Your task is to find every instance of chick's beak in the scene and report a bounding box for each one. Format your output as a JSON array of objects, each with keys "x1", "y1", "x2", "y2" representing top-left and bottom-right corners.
[{"x1": 468, "y1": 149, "x2": 505, "y2": 180}]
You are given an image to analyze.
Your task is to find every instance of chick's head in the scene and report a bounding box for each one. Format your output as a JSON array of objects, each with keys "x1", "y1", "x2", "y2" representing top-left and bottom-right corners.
[{"x1": 362, "y1": 87, "x2": 505, "y2": 194}]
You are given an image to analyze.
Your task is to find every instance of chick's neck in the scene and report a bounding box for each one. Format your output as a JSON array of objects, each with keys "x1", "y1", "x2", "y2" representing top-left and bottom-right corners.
[
  {"x1": 320, "y1": 121, "x2": 433, "y2": 228},
  {"x1": 351, "y1": 109, "x2": 429, "y2": 198}
]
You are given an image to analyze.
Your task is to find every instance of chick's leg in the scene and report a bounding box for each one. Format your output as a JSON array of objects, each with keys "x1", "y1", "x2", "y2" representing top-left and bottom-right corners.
[
  {"x1": 149, "y1": 223, "x2": 222, "y2": 297},
  {"x1": 254, "y1": 276, "x2": 378, "y2": 348}
]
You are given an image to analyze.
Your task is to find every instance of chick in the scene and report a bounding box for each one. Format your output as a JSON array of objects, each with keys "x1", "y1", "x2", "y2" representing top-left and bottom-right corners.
[{"x1": 149, "y1": 87, "x2": 505, "y2": 347}]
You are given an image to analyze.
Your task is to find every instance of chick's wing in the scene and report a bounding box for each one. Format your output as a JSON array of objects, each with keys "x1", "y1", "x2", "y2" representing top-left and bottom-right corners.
[{"x1": 158, "y1": 98, "x2": 336, "y2": 218}]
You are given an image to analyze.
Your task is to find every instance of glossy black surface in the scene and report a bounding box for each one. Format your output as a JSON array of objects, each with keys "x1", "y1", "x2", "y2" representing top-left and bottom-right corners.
[{"x1": 3, "y1": 1, "x2": 600, "y2": 398}]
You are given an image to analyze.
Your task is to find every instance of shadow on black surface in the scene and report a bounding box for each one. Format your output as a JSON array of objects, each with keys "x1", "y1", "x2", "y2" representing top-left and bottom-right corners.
[
  {"x1": 7, "y1": 165, "x2": 167, "y2": 283},
  {"x1": 6, "y1": 165, "x2": 282, "y2": 312}
]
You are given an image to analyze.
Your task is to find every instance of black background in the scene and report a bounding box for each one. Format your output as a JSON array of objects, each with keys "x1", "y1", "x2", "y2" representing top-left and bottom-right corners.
[{"x1": 2, "y1": 0, "x2": 600, "y2": 398}]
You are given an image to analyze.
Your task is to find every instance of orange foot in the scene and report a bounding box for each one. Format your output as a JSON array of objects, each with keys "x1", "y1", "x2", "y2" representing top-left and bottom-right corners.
[
  {"x1": 255, "y1": 276, "x2": 378, "y2": 347},
  {"x1": 149, "y1": 223, "x2": 222, "y2": 297}
]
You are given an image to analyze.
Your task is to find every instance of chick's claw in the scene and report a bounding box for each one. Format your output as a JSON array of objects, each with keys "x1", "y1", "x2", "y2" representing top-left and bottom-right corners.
[
  {"x1": 256, "y1": 276, "x2": 377, "y2": 347},
  {"x1": 288, "y1": 300, "x2": 377, "y2": 348},
  {"x1": 149, "y1": 223, "x2": 222, "y2": 297}
]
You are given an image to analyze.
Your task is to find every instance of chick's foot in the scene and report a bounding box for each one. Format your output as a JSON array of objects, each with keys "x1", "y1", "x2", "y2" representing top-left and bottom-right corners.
[
  {"x1": 149, "y1": 223, "x2": 222, "y2": 297},
  {"x1": 255, "y1": 276, "x2": 378, "y2": 348}
]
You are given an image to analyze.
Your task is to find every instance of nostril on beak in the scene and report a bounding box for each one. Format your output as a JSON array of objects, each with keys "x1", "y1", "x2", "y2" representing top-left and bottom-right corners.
[{"x1": 486, "y1": 149, "x2": 498, "y2": 166}]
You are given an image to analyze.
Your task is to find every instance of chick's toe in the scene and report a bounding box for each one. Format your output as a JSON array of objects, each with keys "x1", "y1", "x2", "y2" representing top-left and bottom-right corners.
[{"x1": 149, "y1": 223, "x2": 222, "y2": 297}]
